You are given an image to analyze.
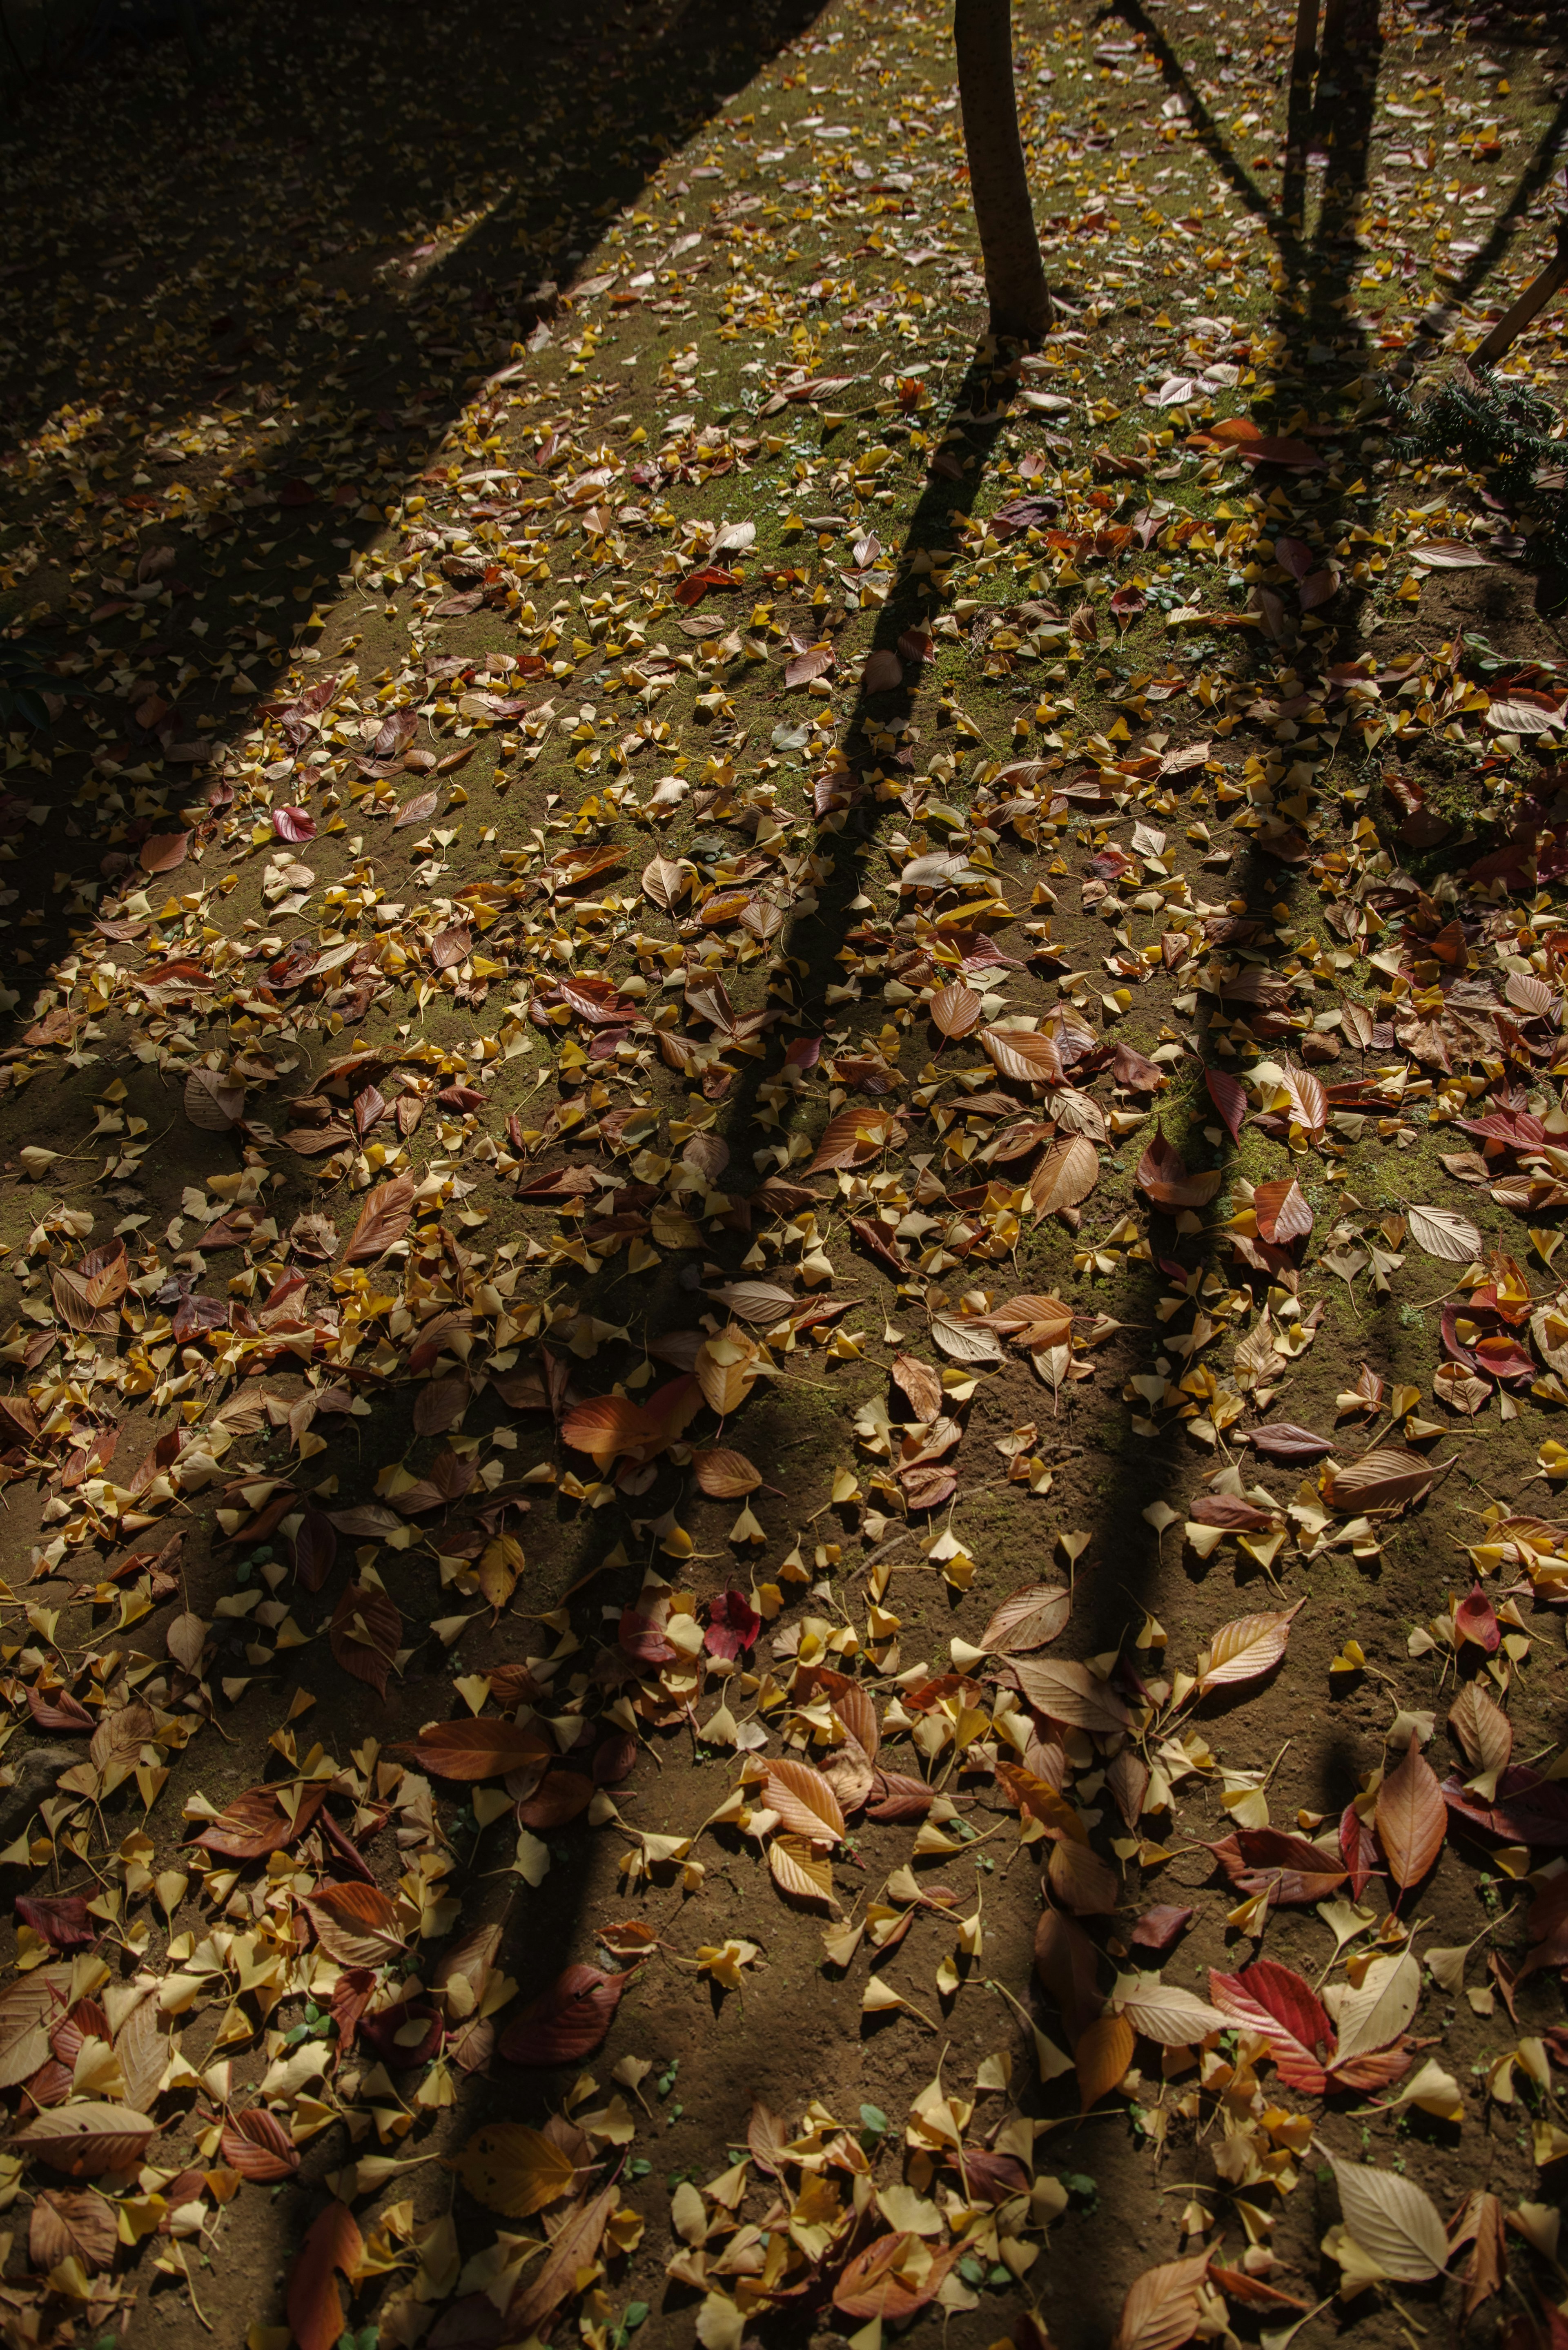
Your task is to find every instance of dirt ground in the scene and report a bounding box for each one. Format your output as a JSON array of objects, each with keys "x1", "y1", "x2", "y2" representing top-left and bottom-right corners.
[{"x1": 3, "y1": 0, "x2": 1568, "y2": 2346}]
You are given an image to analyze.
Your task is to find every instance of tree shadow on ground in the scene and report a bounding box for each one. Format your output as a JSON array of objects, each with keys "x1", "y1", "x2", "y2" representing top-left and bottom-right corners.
[{"x1": 0, "y1": 0, "x2": 827, "y2": 998}]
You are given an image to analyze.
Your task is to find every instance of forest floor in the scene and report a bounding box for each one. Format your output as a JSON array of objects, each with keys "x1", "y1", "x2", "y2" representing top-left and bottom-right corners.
[{"x1": 3, "y1": 1, "x2": 1568, "y2": 2348}]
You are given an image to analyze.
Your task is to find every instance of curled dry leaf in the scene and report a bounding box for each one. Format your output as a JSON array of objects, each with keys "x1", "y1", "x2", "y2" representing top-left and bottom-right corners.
[
  {"x1": 1253, "y1": 1176, "x2": 1312, "y2": 1245},
  {"x1": 188, "y1": 1783, "x2": 326, "y2": 1859},
  {"x1": 29, "y1": 2188, "x2": 118, "y2": 2274},
  {"x1": 1075, "y1": 2011, "x2": 1134, "y2": 2114},
  {"x1": 1246, "y1": 1422, "x2": 1334, "y2": 1463},
  {"x1": 1135, "y1": 1128, "x2": 1222, "y2": 1211},
  {"x1": 768, "y1": 1832, "x2": 837, "y2": 1905},
  {"x1": 342, "y1": 1170, "x2": 416, "y2": 1264}
]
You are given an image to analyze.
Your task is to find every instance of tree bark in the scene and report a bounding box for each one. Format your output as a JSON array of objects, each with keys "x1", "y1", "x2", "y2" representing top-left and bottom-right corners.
[{"x1": 953, "y1": 0, "x2": 1050, "y2": 343}]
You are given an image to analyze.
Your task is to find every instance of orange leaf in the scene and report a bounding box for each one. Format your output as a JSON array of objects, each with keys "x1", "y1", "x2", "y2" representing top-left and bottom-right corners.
[
  {"x1": 559, "y1": 1394, "x2": 661, "y2": 1462},
  {"x1": 692, "y1": 1446, "x2": 762, "y2": 1498},
  {"x1": 405, "y1": 1719, "x2": 551, "y2": 1781},
  {"x1": 1074, "y1": 2011, "x2": 1134, "y2": 2112},
  {"x1": 1375, "y1": 1733, "x2": 1446, "y2": 1890},
  {"x1": 763, "y1": 1758, "x2": 846, "y2": 1845},
  {"x1": 930, "y1": 981, "x2": 981, "y2": 1038},
  {"x1": 287, "y1": 2200, "x2": 364, "y2": 2350}
]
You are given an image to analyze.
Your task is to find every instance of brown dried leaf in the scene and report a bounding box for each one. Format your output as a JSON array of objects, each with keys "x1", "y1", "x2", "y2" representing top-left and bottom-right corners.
[
  {"x1": 341, "y1": 1171, "x2": 416, "y2": 1264},
  {"x1": 1028, "y1": 1136, "x2": 1100, "y2": 1219},
  {"x1": 980, "y1": 1583, "x2": 1072, "y2": 1654},
  {"x1": 1375, "y1": 1735, "x2": 1447, "y2": 1890}
]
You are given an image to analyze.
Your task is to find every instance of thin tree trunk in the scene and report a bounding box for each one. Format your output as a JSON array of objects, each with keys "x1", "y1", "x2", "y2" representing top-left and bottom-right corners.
[{"x1": 953, "y1": 0, "x2": 1050, "y2": 343}]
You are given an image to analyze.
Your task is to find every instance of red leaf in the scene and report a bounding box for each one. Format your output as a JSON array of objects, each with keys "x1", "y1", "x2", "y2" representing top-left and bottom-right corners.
[
  {"x1": 272, "y1": 806, "x2": 317, "y2": 843},
  {"x1": 1208, "y1": 1959, "x2": 1332, "y2": 2091},
  {"x1": 342, "y1": 1172, "x2": 416, "y2": 1266},
  {"x1": 1455, "y1": 1582, "x2": 1501, "y2": 1653},
  {"x1": 499, "y1": 1965, "x2": 631, "y2": 2066},
  {"x1": 618, "y1": 1607, "x2": 679, "y2": 1666},
  {"x1": 705, "y1": 1588, "x2": 761, "y2": 1659},
  {"x1": 1135, "y1": 1125, "x2": 1222, "y2": 1211},
  {"x1": 560, "y1": 1394, "x2": 661, "y2": 1462},
  {"x1": 675, "y1": 565, "x2": 741, "y2": 607},
  {"x1": 286, "y1": 2200, "x2": 363, "y2": 2350},
  {"x1": 1339, "y1": 1802, "x2": 1379, "y2": 1900},
  {"x1": 187, "y1": 1784, "x2": 325, "y2": 1858},
  {"x1": 1203, "y1": 1066, "x2": 1245, "y2": 1142}
]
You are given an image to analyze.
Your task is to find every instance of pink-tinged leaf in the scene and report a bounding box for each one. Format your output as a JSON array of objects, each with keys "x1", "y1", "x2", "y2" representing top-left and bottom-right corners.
[
  {"x1": 1208, "y1": 1959, "x2": 1332, "y2": 2091},
  {"x1": 1455, "y1": 1582, "x2": 1501, "y2": 1653},
  {"x1": 1246, "y1": 1422, "x2": 1334, "y2": 1463},
  {"x1": 272, "y1": 806, "x2": 317, "y2": 843},
  {"x1": 1129, "y1": 1904, "x2": 1193, "y2": 1956},
  {"x1": 862, "y1": 648, "x2": 904, "y2": 693},
  {"x1": 1273, "y1": 535, "x2": 1314, "y2": 582},
  {"x1": 138, "y1": 831, "x2": 189, "y2": 874},
  {"x1": 785, "y1": 645, "x2": 834, "y2": 688}
]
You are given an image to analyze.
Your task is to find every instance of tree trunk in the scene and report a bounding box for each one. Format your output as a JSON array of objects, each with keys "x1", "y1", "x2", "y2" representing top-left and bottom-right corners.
[{"x1": 953, "y1": 0, "x2": 1050, "y2": 343}]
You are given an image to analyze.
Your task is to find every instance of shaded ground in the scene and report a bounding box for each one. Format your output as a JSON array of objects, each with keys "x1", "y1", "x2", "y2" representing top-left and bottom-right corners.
[{"x1": 3, "y1": 2, "x2": 1568, "y2": 2348}]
